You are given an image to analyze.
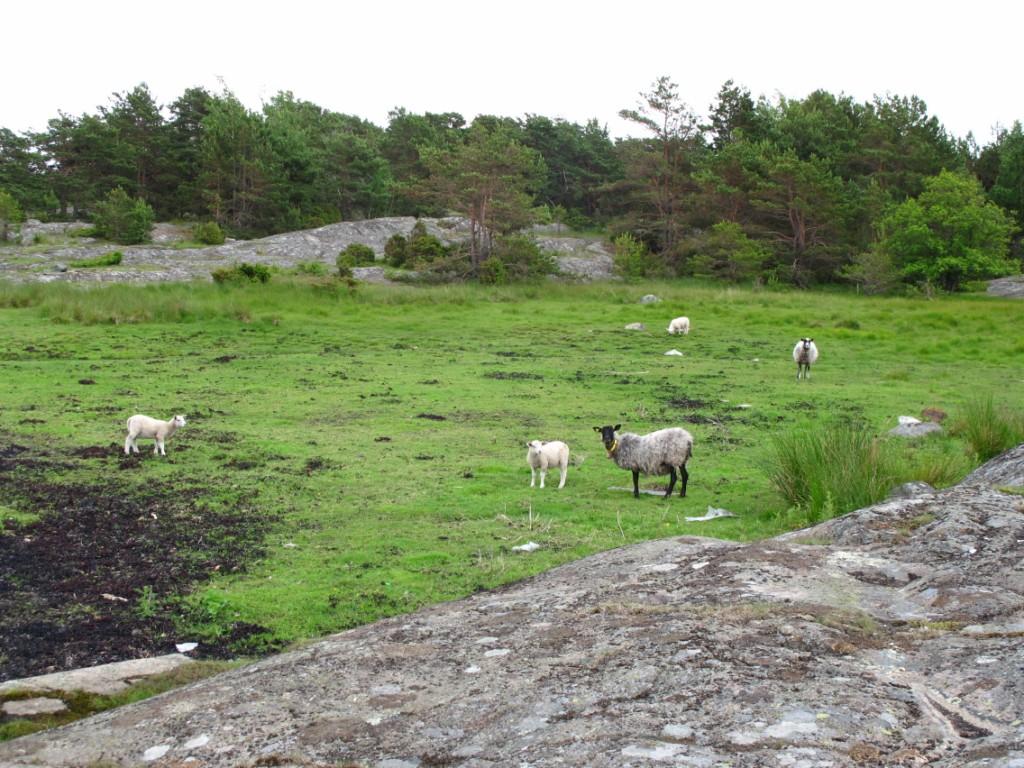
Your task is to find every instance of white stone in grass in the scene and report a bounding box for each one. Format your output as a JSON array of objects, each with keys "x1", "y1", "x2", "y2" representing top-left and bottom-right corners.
[
  {"x1": 512, "y1": 541, "x2": 541, "y2": 553},
  {"x1": 664, "y1": 349, "x2": 683, "y2": 356}
]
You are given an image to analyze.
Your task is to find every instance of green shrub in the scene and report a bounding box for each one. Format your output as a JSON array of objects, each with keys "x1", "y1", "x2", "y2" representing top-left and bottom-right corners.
[
  {"x1": 479, "y1": 236, "x2": 557, "y2": 284},
  {"x1": 91, "y1": 187, "x2": 154, "y2": 245},
  {"x1": 193, "y1": 221, "x2": 226, "y2": 245},
  {"x1": 951, "y1": 396, "x2": 1024, "y2": 461},
  {"x1": 212, "y1": 262, "x2": 271, "y2": 284},
  {"x1": 295, "y1": 261, "x2": 327, "y2": 276},
  {"x1": 408, "y1": 221, "x2": 448, "y2": 265},
  {"x1": 612, "y1": 233, "x2": 661, "y2": 278},
  {"x1": 71, "y1": 251, "x2": 123, "y2": 268},
  {"x1": 336, "y1": 262, "x2": 353, "y2": 279},
  {"x1": 765, "y1": 422, "x2": 903, "y2": 523},
  {"x1": 0, "y1": 189, "x2": 24, "y2": 243},
  {"x1": 684, "y1": 221, "x2": 769, "y2": 282},
  {"x1": 337, "y1": 243, "x2": 377, "y2": 269},
  {"x1": 385, "y1": 233, "x2": 409, "y2": 267}
]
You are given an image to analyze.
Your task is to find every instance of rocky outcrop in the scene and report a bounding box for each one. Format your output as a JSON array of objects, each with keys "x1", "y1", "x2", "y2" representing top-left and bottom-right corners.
[
  {"x1": 0, "y1": 218, "x2": 615, "y2": 284},
  {"x1": 988, "y1": 275, "x2": 1024, "y2": 298},
  {"x1": 3, "y1": 447, "x2": 1023, "y2": 767}
]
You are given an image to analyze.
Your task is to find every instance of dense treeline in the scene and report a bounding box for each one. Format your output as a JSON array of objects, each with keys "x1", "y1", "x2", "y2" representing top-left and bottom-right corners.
[{"x1": 1, "y1": 78, "x2": 1021, "y2": 289}]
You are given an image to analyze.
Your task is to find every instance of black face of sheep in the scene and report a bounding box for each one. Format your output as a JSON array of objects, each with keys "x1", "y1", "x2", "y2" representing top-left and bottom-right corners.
[{"x1": 594, "y1": 424, "x2": 621, "y2": 452}]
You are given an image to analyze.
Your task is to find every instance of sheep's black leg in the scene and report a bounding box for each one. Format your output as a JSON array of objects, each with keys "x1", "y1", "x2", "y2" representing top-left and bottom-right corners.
[
  {"x1": 665, "y1": 466, "x2": 677, "y2": 499},
  {"x1": 680, "y1": 465, "x2": 689, "y2": 497},
  {"x1": 632, "y1": 469, "x2": 640, "y2": 498}
]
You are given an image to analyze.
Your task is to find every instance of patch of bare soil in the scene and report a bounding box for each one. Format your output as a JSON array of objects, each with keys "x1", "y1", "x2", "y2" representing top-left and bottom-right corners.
[{"x1": 0, "y1": 438, "x2": 280, "y2": 681}]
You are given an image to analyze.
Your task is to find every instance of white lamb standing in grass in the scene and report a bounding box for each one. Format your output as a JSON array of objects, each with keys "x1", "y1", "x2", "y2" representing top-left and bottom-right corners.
[
  {"x1": 793, "y1": 338, "x2": 819, "y2": 380},
  {"x1": 526, "y1": 440, "x2": 569, "y2": 489},
  {"x1": 667, "y1": 316, "x2": 690, "y2": 335},
  {"x1": 125, "y1": 414, "x2": 187, "y2": 456}
]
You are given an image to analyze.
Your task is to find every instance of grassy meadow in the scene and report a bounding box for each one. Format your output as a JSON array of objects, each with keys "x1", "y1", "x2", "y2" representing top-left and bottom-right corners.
[{"x1": 1, "y1": 278, "x2": 1022, "y2": 653}]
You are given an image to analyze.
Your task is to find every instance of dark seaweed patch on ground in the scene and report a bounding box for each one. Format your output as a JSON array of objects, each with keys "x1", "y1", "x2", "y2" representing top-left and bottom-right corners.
[
  {"x1": 0, "y1": 439, "x2": 280, "y2": 680},
  {"x1": 668, "y1": 397, "x2": 709, "y2": 409},
  {"x1": 417, "y1": 413, "x2": 447, "y2": 421},
  {"x1": 483, "y1": 371, "x2": 544, "y2": 381}
]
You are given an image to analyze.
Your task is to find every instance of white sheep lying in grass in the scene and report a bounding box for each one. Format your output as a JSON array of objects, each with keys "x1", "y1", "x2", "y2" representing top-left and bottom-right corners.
[
  {"x1": 526, "y1": 440, "x2": 569, "y2": 489},
  {"x1": 125, "y1": 414, "x2": 187, "y2": 456},
  {"x1": 667, "y1": 316, "x2": 690, "y2": 335},
  {"x1": 594, "y1": 424, "x2": 693, "y2": 498},
  {"x1": 793, "y1": 338, "x2": 819, "y2": 380}
]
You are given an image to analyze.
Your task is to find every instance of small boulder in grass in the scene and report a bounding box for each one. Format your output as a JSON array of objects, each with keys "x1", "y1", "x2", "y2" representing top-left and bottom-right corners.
[{"x1": 624, "y1": 323, "x2": 646, "y2": 331}]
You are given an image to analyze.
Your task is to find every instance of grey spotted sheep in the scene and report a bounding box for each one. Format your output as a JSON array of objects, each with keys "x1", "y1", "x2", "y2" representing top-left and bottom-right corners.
[{"x1": 593, "y1": 424, "x2": 693, "y2": 499}]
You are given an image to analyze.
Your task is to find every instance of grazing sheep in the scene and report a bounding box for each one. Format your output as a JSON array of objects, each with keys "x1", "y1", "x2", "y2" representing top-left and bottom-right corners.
[
  {"x1": 526, "y1": 440, "x2": 569, "y2": 489},
  {"x1": 125, "y1": 414, "x2": 187, "y2": 456},
  {"x1": 593, "y1": 424, "x2": 693, "y2": 499},
  {"x1": 667, "y1": 316, "x2": 690, "y2": 335},
  {"x1": 793, "y1": 338, "x2": 819, "y2": 380}
]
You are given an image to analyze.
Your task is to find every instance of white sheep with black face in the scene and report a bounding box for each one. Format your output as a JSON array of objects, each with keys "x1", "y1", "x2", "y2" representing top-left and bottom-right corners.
[
  {"x1": 526, "y1": 440, "x2": 569, "y2": 489},
  {"x1": 594, "y1": 424, "x2": 693, "y2": 499},
  {"x1": 125, "y1": 414, "x2": 187, "y2": 456},
  {"x1": 793, "y1": 338, "x2": 819, "y2": 380}
]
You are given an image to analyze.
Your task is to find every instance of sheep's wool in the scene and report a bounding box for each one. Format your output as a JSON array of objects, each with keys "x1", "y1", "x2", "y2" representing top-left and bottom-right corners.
[{"x1": 612, "y1": 428, "x2": 693, "y2": 476}]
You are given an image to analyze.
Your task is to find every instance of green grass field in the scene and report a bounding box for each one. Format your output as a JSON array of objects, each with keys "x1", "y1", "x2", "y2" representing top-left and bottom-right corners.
[{"x1": 1, "y1": 278, "x2": 1022, "y2": 652}]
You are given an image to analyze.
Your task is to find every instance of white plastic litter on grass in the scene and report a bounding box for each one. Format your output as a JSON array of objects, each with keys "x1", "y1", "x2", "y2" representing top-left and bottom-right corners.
[
  {"x1": 685, "y1": 506, "x2": 737, "y2": 522},
  {"x1": 512, "y1": 541, "x2": 541, "y2": 553}
]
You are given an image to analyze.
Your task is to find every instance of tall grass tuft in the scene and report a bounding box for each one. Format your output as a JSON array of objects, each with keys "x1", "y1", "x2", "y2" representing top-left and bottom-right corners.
[
  {"x1": 765, "y1": 422, "x2": 903, "y2": 524},
  {"x1": 952, "y1": 396, "x2": 1024, "y2": 462}
]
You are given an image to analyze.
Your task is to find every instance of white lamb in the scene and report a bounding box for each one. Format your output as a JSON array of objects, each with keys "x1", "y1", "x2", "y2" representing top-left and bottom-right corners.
[
  {"x1": 125, "y1": 414, "x2": 187, "y2": 456},
  {"x1": 526, "y1": 440, "x2": 570, "y2": 489},
  {"x1": 667, "y1": 316, "x2": 690, "y2": 335}
]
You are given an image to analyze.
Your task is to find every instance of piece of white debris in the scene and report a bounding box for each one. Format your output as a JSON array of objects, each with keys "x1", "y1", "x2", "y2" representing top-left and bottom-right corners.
[
  {"x1": 691, "y1": 561, "x2": 710, "y2": 570},
  {"x1": 898, "y1": 415, "x2": 922, "y2": 426},
  {"x1": 512, "y1": 541, "x2": 541, "y2": 553},
  {"x1": 736, "y1": 403, "x2": 752, "y2": 409},
  {"x1": 685, "y1": 506, "x2": 737, "y2": 522},
  {"x1": 143, "y1": 745, "x2": 171, "y2": 762},
  {"x1": 176, "y1": 642, "x2": 199, "y2": 653},
  {"x1": 282, "y1": 542, "x2": 298, "y2": 548},
  {"x1": 101, "y1": 593, "x2": 129, "y2": 602},
  {"x1": 664, "y1": 349, "x2": 684, "y2": 356}
]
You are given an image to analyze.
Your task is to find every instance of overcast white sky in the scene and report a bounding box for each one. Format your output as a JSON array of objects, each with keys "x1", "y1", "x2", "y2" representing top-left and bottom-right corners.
[{"x1": 4, "y1": 0, "x2": 1021, "y2": 144}]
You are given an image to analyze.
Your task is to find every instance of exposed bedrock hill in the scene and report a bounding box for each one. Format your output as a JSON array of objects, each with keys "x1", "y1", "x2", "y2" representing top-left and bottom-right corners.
[{"x1": 3, "y1": 446, "x2": 1024, "y2": 767}]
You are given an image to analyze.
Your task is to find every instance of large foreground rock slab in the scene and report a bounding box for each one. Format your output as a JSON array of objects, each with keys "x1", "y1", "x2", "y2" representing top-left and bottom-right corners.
[
  {"x1": 3, "y1": 449, "x2": 1024, "y2": 767},
  {"x1": 0, "y1": 654, "x2": 192, "y2": 697}
]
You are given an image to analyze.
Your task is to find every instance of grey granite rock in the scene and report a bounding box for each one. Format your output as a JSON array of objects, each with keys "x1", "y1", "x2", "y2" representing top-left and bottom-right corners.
[
  {"x1": 888, "y1": 422, "x2": 943, "y2": 438},
  {"x1": 0, "y1": 218, "x2": 616, "y2": 285},
  {"x1": 988, "y1": 275, "x2": 1024, "y2": 298}
]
